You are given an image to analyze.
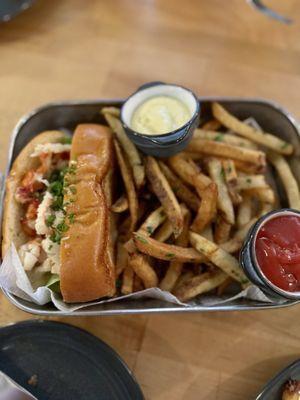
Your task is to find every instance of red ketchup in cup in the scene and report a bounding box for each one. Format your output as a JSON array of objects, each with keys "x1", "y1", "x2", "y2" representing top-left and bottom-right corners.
[{"x1": 255, "y1": 214, "x2": 300, "y2": 292}]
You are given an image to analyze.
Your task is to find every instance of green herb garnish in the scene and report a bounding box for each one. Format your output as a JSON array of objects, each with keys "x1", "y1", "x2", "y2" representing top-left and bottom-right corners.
[
  {"x1": 46, "y1": 214, "x2": 56, "y2": 227},
  {"x1": 68, "y1": 213, "x2": 75, "y2": 224},
  {"x1": 116, "y1": 278, "x2": 122, "y2": 289},
  {"x1": 56, "y1": 222, "x2": 69, "y2": 233},
  {"x1": 60, "y1": 136, "x2": 72, "y2": 144},
  {"x1": 136, "y1": 235, "x2": 148, "y2": 244},
  {"x1": 281, "y1": 142, "x2": 289, "y2": 149},
  {"x1": 214, "y1": 134, "x2": 224, "y2": 142},
  {"x1": 50, "y1": 231, "x2": 62, "y2": 244},
  {"x1": 146, "y1": 226, "x2": 153, "y2": 234},
  {"x1": 165, "y1": 253, "x2": 175, "y2": 258},
  {"x1": 246, "y1": 178, "x2": 252, "y2": 184}
]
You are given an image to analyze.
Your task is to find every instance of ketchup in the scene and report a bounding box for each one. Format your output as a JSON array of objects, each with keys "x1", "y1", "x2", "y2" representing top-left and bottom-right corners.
[{"x1": 255, "y1": 215, "x2": 300, "y2": 292}]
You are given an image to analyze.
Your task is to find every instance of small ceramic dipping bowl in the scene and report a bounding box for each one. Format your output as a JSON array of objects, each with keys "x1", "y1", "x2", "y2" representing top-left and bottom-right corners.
[
  {"x1": 240, "y1": 208, "x2": 300, "y2": 301},
  {"x1": 120, "y1": 82, "x2": 200, "y2": 157}
]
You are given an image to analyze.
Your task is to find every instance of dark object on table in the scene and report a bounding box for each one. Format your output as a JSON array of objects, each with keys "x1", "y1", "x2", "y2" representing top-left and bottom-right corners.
[
  {"x1": 247, "y1": 0, "x2": 293, "y2": 24},
  {"x1": 256, "y1": 359, "x2": 300, "y2": 399},
  {"x1": 0, "y1": 320, "x2": 144, "y2": 400},
  {"x1": 0, "y1": 0, "x2": 34, "y2": 22}
]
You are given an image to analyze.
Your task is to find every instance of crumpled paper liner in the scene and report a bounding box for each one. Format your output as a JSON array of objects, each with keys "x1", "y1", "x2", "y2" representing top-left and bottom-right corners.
[{"x1": 0, "y1": 244, "x2": 286, "y2": 312}]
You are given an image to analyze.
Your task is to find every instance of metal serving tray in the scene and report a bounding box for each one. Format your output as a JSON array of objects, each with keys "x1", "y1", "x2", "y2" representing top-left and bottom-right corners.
[{"x1": 1, "y1": 97, "x2": 300, "y2": 316}]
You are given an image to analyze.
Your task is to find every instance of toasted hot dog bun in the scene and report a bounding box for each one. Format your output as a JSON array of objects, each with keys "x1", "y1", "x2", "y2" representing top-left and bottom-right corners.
[
  {"x1": 60, "y1": 124, "x2": 116, "y2": 302},
  {"x1": 2, "y1": 131, "x2": 66, "y2": 257}
]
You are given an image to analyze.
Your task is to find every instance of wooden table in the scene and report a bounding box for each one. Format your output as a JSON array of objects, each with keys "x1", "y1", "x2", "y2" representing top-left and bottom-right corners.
[{"x1": 0, "y1": 1, "x2": 300, "y2": 398}]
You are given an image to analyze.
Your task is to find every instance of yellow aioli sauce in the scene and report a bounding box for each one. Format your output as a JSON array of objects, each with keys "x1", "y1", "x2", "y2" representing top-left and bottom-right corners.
[{"x1": 131, "y1": 96, "x2": 191, "y2": 135}]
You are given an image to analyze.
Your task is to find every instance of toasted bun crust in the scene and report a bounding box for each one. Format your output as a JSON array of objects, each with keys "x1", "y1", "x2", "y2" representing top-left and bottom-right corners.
[
  {"x1": 2, "y1": 131, "x2": 66, "y2": 257},
  {"x1": 60, "y1": 124, "x2": 116, "y2": 303}
]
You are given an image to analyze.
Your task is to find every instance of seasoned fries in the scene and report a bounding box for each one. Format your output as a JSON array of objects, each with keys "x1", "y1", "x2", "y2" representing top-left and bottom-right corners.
[
  {"x1": 191, "y1": 182, "x2": 218, "y2": 233},
  {"x1": 168, "y1": 155, "x2": 211, "y2": 193},
  {"x1": 174, "y1": 271, "x2": 228, "y2": 302},
  {"x1": 189, "y1": 232, "x2": 248, "y2": 283},
  {"x1": 236, "y1": 196, "x2": 252, "y2": 228},
  {"x1": 103, "y1": 111, "x2": 145, "y2": 188},
  {"x1": 222, "y1": 159, "x2": 242, "y2": 205},
  {"x1": 267, "y1": 151, "x2": 300, "y2": 209},
  {"x1": 146, "y1": 156, "x2": 183, "y2": 237},
  {"x1": 158, "y1": 161, "x2": 200, "y2": 212},
  {"x1": 160, "y1": 209, "x2": 191, "y2": 291},
  {"x1": 193, "y1": 129, "x2": 258, "y2": 149},
  {"x1": 129, "y1": 253, "x2": 158, "y2": 288},
  {"x1": 187, "y1": 139, "x2": 266, "y2": 168},
  {"x1": 114, "y1": 140, "x2": 138, "y2": 231},
  {"x1": 116, "y1": 242, "x2": 128, "y2": 277},
  {"x1": 99, "y1": 101, "x2": 299, "y2": 303},
  {"x1": 207, "y1": 158, "x2": 235, "y2": 225},
  {"x1": 212, "y1": 102, "x2": 293, "y2": 155},
  {"x1": 111, "y1": 195, "x2": 128, "y2": 213},
  {"x1": 133, "y1": 232, "x2": 205, "y2": 262},
  {"x1": 121, "y1": 265, "x2": 134, "y2": 295}
]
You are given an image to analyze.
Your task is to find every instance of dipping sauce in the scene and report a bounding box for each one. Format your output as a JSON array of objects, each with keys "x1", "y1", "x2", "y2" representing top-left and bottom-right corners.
[
  {"x1": 255, "y1": 215, "x2": 300, "y2": 292},
  {"x1": 131, "y1": 96, "x2": 191, "y2": 135}
]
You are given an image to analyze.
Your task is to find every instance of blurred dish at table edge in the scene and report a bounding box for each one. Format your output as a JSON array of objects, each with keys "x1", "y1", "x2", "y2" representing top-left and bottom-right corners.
[
  {"x1": 120, "y1": 82, "x2": 200, "y2": 156},
  {"x1": 1, "y1": 91, "x2": 298, "y2": 305}
]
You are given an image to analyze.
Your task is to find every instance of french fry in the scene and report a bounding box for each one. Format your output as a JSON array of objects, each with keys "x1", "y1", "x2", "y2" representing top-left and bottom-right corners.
[
  {"x1": 133, "y1": 274, "x2": 144, "y2": 292},
  {"x1": 236, "y1": 175, "x2": 268, "y2": 191},
  {"x1": 101, "y1": 106, "x2": 120, "y2": 118},
  {"x1": 121, "y1": 265, "x2": 134, "y2": 295},
  {"x1": 103, "y1": 112, "x2": 145, "y2": 188},
  {"x1": 133, "y1": 232, "x2": 205, "y2": 262},
  {"x1": 193, "y1": 129, "x2": 258, "y2": 149},
  {"x1": 154, "y1": 204, "x2": 188, "y2": 242},
  {"x1": 212, "y1": 102, "x2": 293, "y2": 155},
  {"x1": 116, "y1": 242, "x2": 128, "y2": 277},
  {"x1": 187, "y1": 139, "x2": 266, "y2": 167},
  {"x1": 111, "y1": 195, "x2": 128, "y2": 213},
  {"x1": 221, "y1": 218, "x2": 257, "y2": 253},
  {"x1": 222, "y1": 159, "x2": 242, "y2": 205},
  {"x1": 158, "y1": 161, "x2": 200, "y2": 212},
  {"x1": 237, "y1": 196, "x2": 252, "y2": 228},
  {"x1": 125, "y1": 206, "x2": 166, "y2": 254},
  {"x1": 114, "y1": 140, "x2": 138, "y2": 231},
  {"x1": 243, "y1": 187, "x2": 275, "y2": 204},
  {"x1": 173, "y1": 271, "x2": 195, "y2": 291},
  {"x1": 189, "y1": 231, "x2": 248, "y2": 283},
  {"x1": 159, "y1": 209, "x2": 191, "y2": 292},
  {"x1": 207, "y1": 158, "x2": 235, "y2": 225},
  {"x1": 232, "y1": 159, "x2": 265, "y2": 174},
  {"x1": 214, "y1": 217, "x2": 231, "y2": 244},
  {"x1": 129, "y1": 253, "x2": 158, "y2": 288},
  {"x1": 186, "y1": 153, "x2": 265, "y2": 174},
  {"x1": 201, "y1": 225, "x2": 214, "y2": 241},
  {"x1": 267, "y1": 151, "x2": 300, "y2": 209},
  {"x1": 201, "y1": 119, "x2": 222, "y2": 131},
  {"x1": 174, "y1": 270, "x2": 228, "y2": 302},
  {"x1": 168, "y1": 155, "x2": 211, "y2": 194},
  {"x1": 258, "y1": 202, "x2": 273, "y2": 217},
  {"x1": 217, "y1": 277, "x2": 233, "y2": 296},
  {"x1": 154, "y1": 220, "x2": 173, "y2": 242},
  {"x1": 191, "y1": 182, "x2": 218, "y2": 233},
  {"x1": 146, "y1": 156, "x2": 183, "y2": 237}
]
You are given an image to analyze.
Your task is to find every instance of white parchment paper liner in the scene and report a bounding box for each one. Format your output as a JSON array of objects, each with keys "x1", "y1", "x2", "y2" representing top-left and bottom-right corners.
[{"x1": 0, "y1": 244, "x2": 286, "y2": 312}]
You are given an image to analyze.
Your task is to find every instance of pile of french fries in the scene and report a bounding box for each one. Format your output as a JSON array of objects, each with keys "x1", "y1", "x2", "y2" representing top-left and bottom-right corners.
[{"x1": 102, "y1": 102, "x2": 300, "y2": 302}]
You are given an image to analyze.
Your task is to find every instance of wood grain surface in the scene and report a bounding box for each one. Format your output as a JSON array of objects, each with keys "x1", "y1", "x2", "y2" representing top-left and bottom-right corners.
[{"x1": 0, "y1": 1, "x2": 300, "y2": 399}]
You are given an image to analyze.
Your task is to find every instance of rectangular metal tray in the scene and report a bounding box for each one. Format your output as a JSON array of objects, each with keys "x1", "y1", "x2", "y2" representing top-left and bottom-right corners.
[{"x1": 1, "y1": 97, "x2": 300, "y2": 316}]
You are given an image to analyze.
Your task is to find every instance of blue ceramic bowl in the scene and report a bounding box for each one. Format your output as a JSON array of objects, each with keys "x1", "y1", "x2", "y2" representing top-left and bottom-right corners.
[
  {"x1": 120, "y1": 82, "x2": 200, "y2": 157},
  {"x1": 240, "y1": 208, "x2": 300, "y2": 301}
]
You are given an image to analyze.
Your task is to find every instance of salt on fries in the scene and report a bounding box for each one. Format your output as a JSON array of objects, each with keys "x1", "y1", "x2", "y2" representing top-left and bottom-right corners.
[{"x1": 107, "y1": 101, "x2": 298, "y2": 303}]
